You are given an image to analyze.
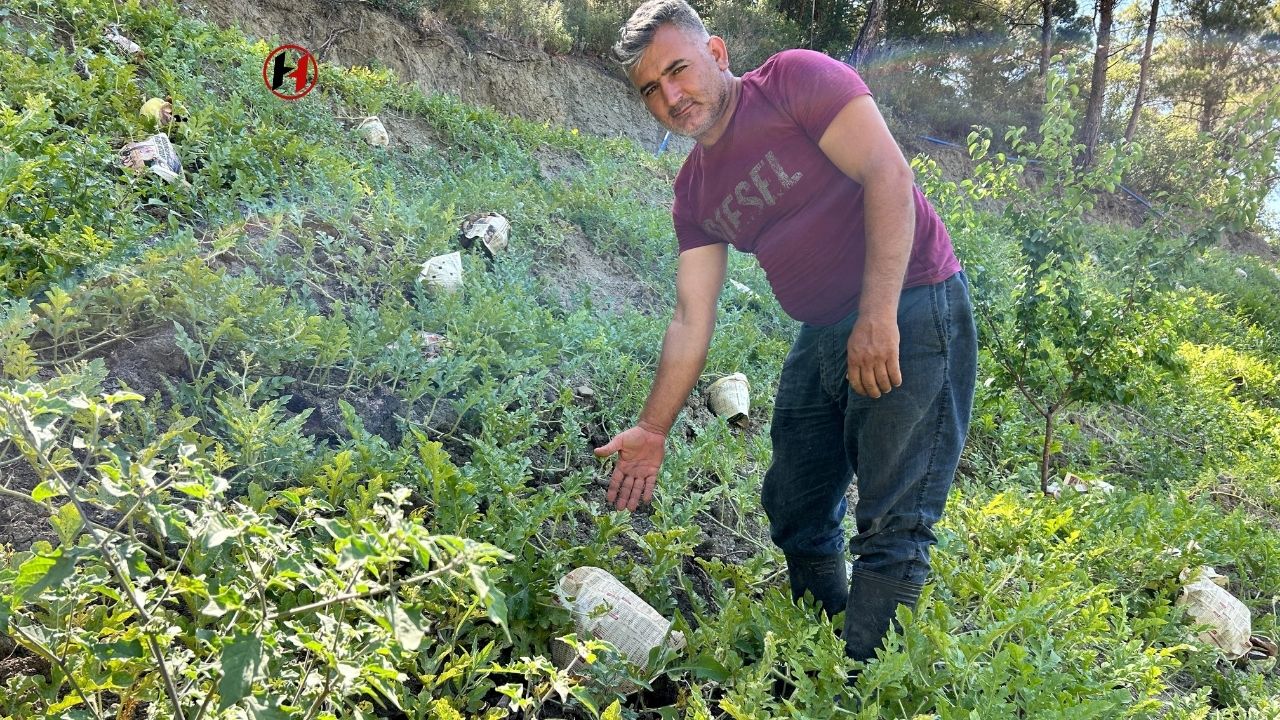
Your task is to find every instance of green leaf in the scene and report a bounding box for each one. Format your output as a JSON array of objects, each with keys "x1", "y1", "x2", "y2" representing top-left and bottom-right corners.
[
  {"x1": 47, "y1": 693, "x2": 95, "y2": 715},
  {"x1": 172, "y1": 481, "x2": 209, "y2": 499},
  {"x1": 247, "y1": 481, "x2": 267, "y2": 510},
  {"x1": 602, "y1": 700, "x2": 623, "y2": 720},
  {"x1": 667, "y1": 653, "x2": 730, "y2": 683},
  {"x1": 14, "y1": 547, "x2": 77, "y2": 601},
  {"x1": 315, "y1": 516, "x2": 350, "y2": 540},
  {"x1": 203, "y1": 514, "x2": 240, "y2": 549},
  {"x1": 103, "y1": 391, "x2": 144, "y2": 405},
  {"x1": 243, "y1": 696, "x2": 291, "y2": 720},
  {"x1": 31, "y1": 479, "x2": 63, "y2": 502},
  {"x1": 218, "y1": 633, "x2": 264, "y2": 711},
  {"x1": 481, "y1": 581, "x2": 509, "y2": 633},
  {"x1": 389, "y1": 604, "x2": 426, "y2": 652},
  {"x1": 201, "y1": 592, "x2": 235, "y2": 618},
  {"x1": 94, "y1": 639, "x2": 145, "y2": 660},
  {"x1": 50, "y1": 502, "x2": 82, "y2": 546}
]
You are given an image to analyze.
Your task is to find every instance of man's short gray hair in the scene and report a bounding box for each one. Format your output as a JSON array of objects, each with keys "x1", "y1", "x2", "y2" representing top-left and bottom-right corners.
[{"x1": 613, "y1": 0, "x2": 709, "y2": 71}]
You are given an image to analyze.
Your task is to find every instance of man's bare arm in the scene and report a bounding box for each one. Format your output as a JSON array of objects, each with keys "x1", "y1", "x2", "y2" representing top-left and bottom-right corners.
[
  {"x1": 818, "y1": 94, "x2": 917, "y2": 397},
  {"x1": 595, "y1": 242, "x2": 727, "y2": 510},
  {"x1": 639, "y1": 242, "x2": 728, "y2": 433}
]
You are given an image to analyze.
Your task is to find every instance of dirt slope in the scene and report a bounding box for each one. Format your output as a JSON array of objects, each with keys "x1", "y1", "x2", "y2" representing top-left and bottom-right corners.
[
  {"x1": 180, "y1": 0, "x2": 694, "y2": 155},
  {"x1": 180, "y1": 0, "x2": 1200, "y2": 236}
]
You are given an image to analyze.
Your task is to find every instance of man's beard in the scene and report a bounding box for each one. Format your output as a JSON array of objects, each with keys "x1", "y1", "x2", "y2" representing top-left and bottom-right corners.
[{"x1": 669, "y1": 76, "x2": 730, "y2": 139}]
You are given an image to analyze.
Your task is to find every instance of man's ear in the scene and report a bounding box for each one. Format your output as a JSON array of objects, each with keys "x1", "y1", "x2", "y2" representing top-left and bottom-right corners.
[{"x1": 708, "y1": 35, "x2": 730, "y2": 71}]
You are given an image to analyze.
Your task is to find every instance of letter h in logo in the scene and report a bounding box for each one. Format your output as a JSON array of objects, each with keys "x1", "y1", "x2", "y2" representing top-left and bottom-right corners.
[{"x1": 270, "y1": 51, "x2": 310, "y2": 94}]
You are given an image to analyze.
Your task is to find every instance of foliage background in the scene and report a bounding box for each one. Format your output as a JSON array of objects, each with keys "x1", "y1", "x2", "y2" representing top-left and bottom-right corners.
[{"x1": 1, "y1": 0, "x2": 1280, "y2": 718}]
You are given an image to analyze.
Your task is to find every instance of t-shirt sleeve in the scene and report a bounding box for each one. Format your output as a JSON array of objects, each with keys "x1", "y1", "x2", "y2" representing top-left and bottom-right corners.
[
  {"x1": 766, "y1": 49, "x2": 872, "y2": 143},
  {"x1": 673, "y1": 193, "x2": 723, "y2": 253}
]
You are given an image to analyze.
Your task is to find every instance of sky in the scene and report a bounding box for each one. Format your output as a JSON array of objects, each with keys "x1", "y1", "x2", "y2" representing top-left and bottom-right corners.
[{"x1": 1266, "y1": 187, "x2": 1280, "y2": 235}]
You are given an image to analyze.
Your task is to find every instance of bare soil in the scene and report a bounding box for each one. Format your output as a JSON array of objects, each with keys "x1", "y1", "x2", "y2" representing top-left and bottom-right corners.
[
  {"x1": 534, "y1": 220, "x2": 665, "y2": 315},
  {"x1": 0, "y1": 462, "x2": 51, "y2": 553},
  {"x1": 100, "y1": 325, "x2": 189, "y2": 400},
  {"x1": 179, "y1": 0, "x2": 695, "y2": 156}
]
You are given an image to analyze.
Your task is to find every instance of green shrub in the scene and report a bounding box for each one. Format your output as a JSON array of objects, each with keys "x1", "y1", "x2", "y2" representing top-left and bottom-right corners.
[
  {"x1": 4, "y1": 1, "x2": 1280, "y2": 717},
  {"x1": 699, "y1": 0, "x2": 802, "y2": 72},
  {"x1": 563, "y1": 0, "x2": 634, "y2": 55},
  {"x1": 0, "y1": 371, "x2": 514, "y2": 719}
]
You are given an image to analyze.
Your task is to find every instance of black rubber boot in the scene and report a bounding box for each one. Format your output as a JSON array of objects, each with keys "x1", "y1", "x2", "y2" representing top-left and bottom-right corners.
[
  {"x1": 842, "y1": 567, "x2": 925, "y2": 662},
  {"x1": 785, "y1": 553, "x2": 849, "y2": 618}
]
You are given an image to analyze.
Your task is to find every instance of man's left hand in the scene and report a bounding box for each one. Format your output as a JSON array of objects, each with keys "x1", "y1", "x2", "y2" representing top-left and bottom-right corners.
[{"x1": 847, "y1": 314, "x2": 902, "y2": 398}]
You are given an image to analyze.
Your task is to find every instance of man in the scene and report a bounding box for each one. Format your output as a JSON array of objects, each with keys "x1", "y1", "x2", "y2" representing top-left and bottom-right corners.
[{"x1": 593, "y1": 0, "x2": 978, "y2": 664}]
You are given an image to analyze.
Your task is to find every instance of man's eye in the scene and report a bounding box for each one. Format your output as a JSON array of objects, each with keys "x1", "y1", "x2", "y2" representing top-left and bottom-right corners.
[
  {"x1": 643, "y1": 86, "x2": 656, "y2": 97},
  {"x1": 673, "y1": 65, "x2": 685, "y2": 75}
]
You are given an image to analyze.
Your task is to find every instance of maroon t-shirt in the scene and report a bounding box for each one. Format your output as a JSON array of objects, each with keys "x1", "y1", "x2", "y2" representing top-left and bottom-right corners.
[{"x1": 673, "y1": 49, "x2": 961, "y2": 326}]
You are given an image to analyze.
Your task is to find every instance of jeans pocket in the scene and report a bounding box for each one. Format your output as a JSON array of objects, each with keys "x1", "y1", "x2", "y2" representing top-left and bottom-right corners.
[
  {"x1": 948, "y1": 271, "x2": 976, "y2": 343},
  {"x1": 898, "y1": 280, "x2": 948, "y2": 360},
  {"x1": 775, "y1": 325, "x2": 826, "y2": 411}
]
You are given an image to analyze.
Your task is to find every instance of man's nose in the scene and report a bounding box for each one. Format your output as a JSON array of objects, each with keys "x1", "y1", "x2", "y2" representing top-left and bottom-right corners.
[{"x1": 661, "y1": 77, "x2": 683, "y2": 106}]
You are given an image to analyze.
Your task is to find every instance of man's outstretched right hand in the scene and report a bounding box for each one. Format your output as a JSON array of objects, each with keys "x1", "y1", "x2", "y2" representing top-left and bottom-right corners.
[{"x1": 593, "y1": 423, "x2": 666, "y2": 511}]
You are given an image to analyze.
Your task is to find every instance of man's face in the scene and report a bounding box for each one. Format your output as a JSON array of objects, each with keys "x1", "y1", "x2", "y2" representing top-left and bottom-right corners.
[{"x1": 628, "y1": 24, "x2": 732, "y2": 140}]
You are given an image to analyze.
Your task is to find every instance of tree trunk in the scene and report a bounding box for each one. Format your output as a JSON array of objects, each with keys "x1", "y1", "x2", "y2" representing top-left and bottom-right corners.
[
  {"x1": 1040, "y1": 407, "x2": 1057, "y2": 494},
  {"x1": 1039, "y1": 0, "x2": 1054, "y2": 86},
  {"x1": 1080, "y1": 0, "x2": 1116, "y2": 167},
  {"x1": 1199, "y1": 83, "x2": 1226, "y2": 133},
  {"x1": 1123, "y1": 0, "x2": 1159, "y2": 143},
  {"x1": 851, "y1": 0, "x2": 885, "y2": 68}
]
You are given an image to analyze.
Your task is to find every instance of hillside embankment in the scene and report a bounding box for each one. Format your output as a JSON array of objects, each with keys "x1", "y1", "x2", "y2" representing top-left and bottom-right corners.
[
  {"x1": 187, "y1": 0, "x2": 1245, "y2": 242},
  {"x1": 183, "y1": 0, "x2": 695, "y2": 155}
]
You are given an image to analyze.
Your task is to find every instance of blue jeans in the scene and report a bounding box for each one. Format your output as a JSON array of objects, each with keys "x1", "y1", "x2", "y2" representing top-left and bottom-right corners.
[{"x1": 761, "y1": 271, "x2": 977, "y2": 662}]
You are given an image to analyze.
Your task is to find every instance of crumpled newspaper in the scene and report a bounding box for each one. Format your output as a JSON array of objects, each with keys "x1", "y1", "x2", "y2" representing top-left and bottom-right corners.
[
  {"x1": 1046, "y1": 472, "x2": 1116, "y2": 498},
  {"x1": 418, "y1": 251, "x2": 463, "y2": 293},
  {"x1": 356, "y1": 116, "x2": 388, "y2": 147},
  {"x1": 120, "y1": 133, "x2": 182, "y2": 182},
  {"x1": 553, "y1": 566, "x2": 685, "y2": 693},
  {"x1": 1177, "y1": 565, "x2": 1252, "y2": 658},
  {"x1": 460, "y1": 213, "x2": 510, "y2": 257},
  {"x1": 103, "y1": 27, "x2": 142, "y2": 56}
]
